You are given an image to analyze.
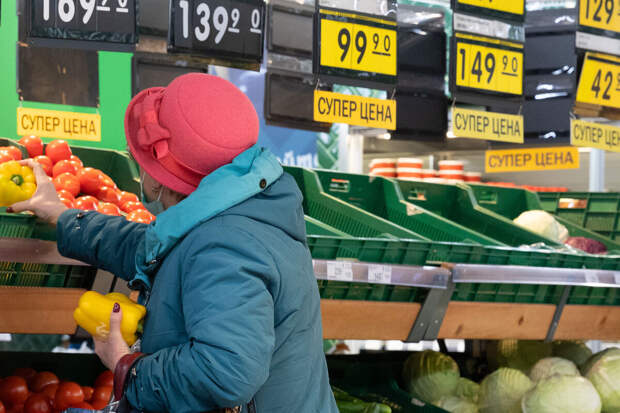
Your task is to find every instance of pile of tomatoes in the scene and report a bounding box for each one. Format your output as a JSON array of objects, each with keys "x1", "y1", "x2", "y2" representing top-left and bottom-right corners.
[
  {"x1": 0, "y1": 137, "x2": 155, "y2": 224},
  {"x1": 0, "y1": 369, "x2": 114, "y2": 413}
]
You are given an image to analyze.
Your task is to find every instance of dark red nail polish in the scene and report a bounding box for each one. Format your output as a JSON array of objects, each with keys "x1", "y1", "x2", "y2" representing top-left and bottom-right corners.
[
  {"x1": 113, "y1": 303, "x2": 120, "y2": 312},
  {"x1": 6, "y1": 207, "x2": 13, "y2": 213}
]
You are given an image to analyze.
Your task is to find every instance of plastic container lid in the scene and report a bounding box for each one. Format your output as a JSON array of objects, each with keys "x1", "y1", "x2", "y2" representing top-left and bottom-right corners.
[
  {"x1": 423, "y1": 178, "x2": 447, "y2": 184},
  {"x1": 397, "y1": 167, "x2": 423, "y2": 173},
  {"x1": 438, "y1": 160, "x2": 465, "y2": 170},
  {"x1": 397, "y1": 158, "x2": 423, "y2": 167},
  {"x1": 370, "y1": 158, "x2": 397, "y2": 167},
  {"x1": 439, "y1": 170, "x2": 465, "y2": 176},
  {"x1": 370, "y1": 168, "x2": 397, "y2": 177},
  {"x1": 421, "y1": 169, "x2": 437, "y2": 177}
]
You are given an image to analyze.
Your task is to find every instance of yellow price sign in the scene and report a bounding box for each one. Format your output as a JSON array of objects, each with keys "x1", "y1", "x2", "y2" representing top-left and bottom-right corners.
[
  {"x1": 455, "y1": 34, "x2": 523, "y2": 96},
  {"x1": 457, "y1": 0, "x2": 524, "y2": 16},
  {"x1": 579, "y1": 0, "x2": 620, "y2": 35},
  {"x1": 572, "y1": 119, "x2": 620, "y2": 153},
  {"x1": 485, "y1": 147, "x2": 579, "y2": 173},
  {"x1": 577, "y1": 52, "x2": 620, "y2": 109},
  {"x1": 318, "y1": 9, "x2": 397, "y2": 79},
  {"x1": 313, "y1": 90, "x2": 396, "y2": 130},
  {"x1": 17, "y1": 107, "x2": 101, "y2": 142}
]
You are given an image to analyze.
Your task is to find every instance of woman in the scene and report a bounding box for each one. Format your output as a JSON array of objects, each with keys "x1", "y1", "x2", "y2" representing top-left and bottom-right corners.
[{"x1": 11, "y1": 73, "x2": 338, "y2": 413}]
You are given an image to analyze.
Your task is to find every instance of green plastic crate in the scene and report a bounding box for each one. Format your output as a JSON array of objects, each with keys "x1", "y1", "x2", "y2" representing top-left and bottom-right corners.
[
  {"x1": 539, "y1": 192, "x2": 620, "y2": 241},
  {"x1": 470, "y1": 185, "x2": 620, "y2": 253},
  {"x1": 318, "y1": 279, "x2": 427, "y2": 302},
  {"x1": 313, "y1": 169, "x2": 504, "y2": 245},
  {"x1": 284, "y1": 166, "x2": 427, "y2": 240},
  {"x1": 0, "y1": 139, "x2": 138, "y2": 289},
  {"x1": 393, "y1": 179, "x2": 564, "y2": 247},
  {"x1": 305, "y1": 216, "x2": 351, "y2": 237}
]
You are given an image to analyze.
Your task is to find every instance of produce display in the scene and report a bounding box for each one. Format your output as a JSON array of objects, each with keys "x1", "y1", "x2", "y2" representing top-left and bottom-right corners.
[
  {"x1": 0, "y1": 369, "x2": 113, "y2": 413},
  {"x1": 333, "y1": 387, "x2": 392, "y2": 413},
  {"x1": 513, "y1": 210, "x2": 569, "y2": 244},
  {"x1": 0, "y1": 137, "x2": 154, "y2": 224}
]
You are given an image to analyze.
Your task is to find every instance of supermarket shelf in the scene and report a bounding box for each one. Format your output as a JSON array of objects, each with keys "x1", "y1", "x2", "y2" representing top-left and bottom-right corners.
[
  {"x1": 0, "y1": 287, "x2": 83, "y2": 334},
  {"x1": 0, "y1": 238, "x2": 88, "y2": 266},
  {"x1": 321, "y1": 300, "x2": 620, "y2": 341},
  {"x1": 453, "y1": 264, "x2": 620, "y2": 287},
  {"x1": 313, "y1": 259, "x2": 450, "y2": 288}
]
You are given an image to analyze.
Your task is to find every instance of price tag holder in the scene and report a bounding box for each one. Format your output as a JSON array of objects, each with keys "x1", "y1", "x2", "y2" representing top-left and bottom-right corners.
[
  {"x1": 585, "y1": 272, "x2": 600, "y2": 284},
  {"x1": 315, "y1": 7, "x2": 397, "y2": 85},
  {"x1": 576, "y1": 52, "x2": 620, "y2": 109},
  {"x1": 579, "y1": 0, "x2": 620, "y2": 39},
  {"x1": 26, "y1": 0, "x2": 137, "y2": 51},
  {"x1": 452, "y1": 32, "x2": 524, "y2": 96},
  {"x1": 452, "y1": 0, "x2": 525, "y2": 22},
  {"x1": 169, "y1": 0, "x2": 265, "y2": 65},
  {"x1": 368, "y1": 265, "x2": 392, "y2": 284},
  {"x1": 326, "y1": 261, "x2": 354, "y2": 282}
]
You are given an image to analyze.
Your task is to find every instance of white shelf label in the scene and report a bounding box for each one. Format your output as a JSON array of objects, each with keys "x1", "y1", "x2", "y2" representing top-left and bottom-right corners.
[
  {"x1": 327, "y1": 261, "x2": 353, "y2": 282},
  {"x1": 368, "y1": 265, "x2": 392, "y2": 284},
  {"x1": 614, "y1": 273, "x2": 620, "y2": 285},
  {"x1": 585, "y1": 273, "x2": 599, "y2": 284}
]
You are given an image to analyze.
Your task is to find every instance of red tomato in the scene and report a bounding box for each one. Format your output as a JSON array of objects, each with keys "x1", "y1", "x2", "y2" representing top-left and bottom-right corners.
[
  {"x1": 23, "y1": 394, "x2": 50, "y2": 413},
  {"x1": 5, "y1": 404, "x2": 22, "y2": 413},
  {"x1": 119, "y1": 191, "x2": 139, "y2": 206},
  {"x1": 38, "y1": 385, "x2": 57, "y2": 402},
  {"x1": 90, "y1": 386, "x2": 112, "y2": 406},
  {"x1": 56, "y1": 190, "x2": 75, "y2": 202},
  {"x1": 93, "y1": 371, "x2": 113, "y2": 389},
  {"x1": 11, "y1": 370, "x2": 36, "y2": 384},
  {"x1": 101, "y1": 174, "x2": 117, "y2": 189},
  {"x1": 53, "y1": 383, "x2": 83, "y2": 412},
  {"x1": 30, "y1": 373, "x2": 58, "y2": 394},
  {"x1": 77, "y1": 168, "x2": 104, "y2": 195},
  {"x1": 0, "y1": 152, "x2": 13, "y2": 164},
  {"x1": 52, "y1": 160, "x2": 79, "y2": 178},
  {"x1": 45, "y1": 140, "x2": 72, "y2": 164},
  {"x1": 98, "y1": 203, "x2": 122, "y2": 216},
  {"x1": 69, "y1": 401, "x2": 93, "y2": 409},
  {"x1": 126, "y1": 209, "x2": 156, "y2": 224},
  {"x1": 52, "y1": 173, "x2": 80, "y2": 198},
  {"x1": 96, "y1": 186, "x2": 121, "y2": 205},
  {"x1": 0, "y1": 401, "x2": 4, "y2": 413},
  {"x1": 69, "y1": 155, "x2": 83, "y2": 169},
  {"x1": 0, "y1": 147, "x2": 23, "y2": 161},
  {"x1": 58, "y1": 197, "x2": 75, "y2": 209},
  {"x1": 80, "y1": 387, "x2": 93, "y2": 403},
  {"x1": 0, "y1": 377, "x2": 29, "y2": 407},
  {"x1": 90, "y1": 399, "x2": 107, "y2": 410},
  {"x1": 18, "y1": 136, "x2": 43, "y2": 158},
  {"x1": 74, "y1": 196, "x2": 99, "y2": 211},
  {"x1": 32, "y1": 156, "x2": 53, "y2": 177},
  {"x1": 120, "y1": 201, "x2": 145, "y2": 214}
]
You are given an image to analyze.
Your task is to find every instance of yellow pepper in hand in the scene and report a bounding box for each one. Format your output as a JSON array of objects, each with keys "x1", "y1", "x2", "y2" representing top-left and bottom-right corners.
[
  {"x1": 0, "y1": 161, "x2": 36, "y2": 207},
  {"x1": 74, "y1": 291, "x2": 147, "y2": 346}
]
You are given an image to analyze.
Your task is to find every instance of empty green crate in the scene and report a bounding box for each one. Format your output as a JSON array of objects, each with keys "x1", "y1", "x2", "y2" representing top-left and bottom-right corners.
[
  {"x1": 305, "y1": 216, "x2": 351, "y2": 237},
  {"x1": 393, "y1": 179, "x2": 561, "y2": 247},
  {"x1": 313, "y1": 169, "x2": 503, "y2": 245},
  {"x1": 470, "y1": 185, "x2": 620, "y2": 253},
  {"x1": 538, "y1": 192, "x2": 620, "y2": 241},
  {"x1": 318, "y1": 279, "x2": 427, "y2": 302},
  {"x1": 0, "y1": 261, "x2": 96, "y2": 288},
  {"x1": 284, "y1": 166, "x2": 426, "y2": 240}
]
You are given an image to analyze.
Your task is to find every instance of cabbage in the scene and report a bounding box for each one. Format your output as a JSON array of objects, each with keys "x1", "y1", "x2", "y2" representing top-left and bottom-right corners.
[
  {"x1": 522, "y1": 375, "x2": 601, "y2": 413},
  {"x1": 529, "y1": 357, "x2": 580, "y2": 382},
  {"x1": 478, "y1": 368, "x2": 533, "y2": 413},
  {"x1": 437, "y1": 396, "x2": 478, "y2": 413},
  {"x1": 513, "y1": 210, "x2": 569, "y2": 243},
  {"x1": 489, "y1": 340, "x2": 552, "y2": 374},
  {"x1": 584, "y1": 348, "x2": 620, "y2": 412},
  {"x1": 552, "y1": 341, "x2": 593, "y2": 367},
  {"x1": 402, "y1": 350, "x2": 460, "y2": 404},
  {"x1": 455, "y1": 378, "x2": 479, "y2": 403}
]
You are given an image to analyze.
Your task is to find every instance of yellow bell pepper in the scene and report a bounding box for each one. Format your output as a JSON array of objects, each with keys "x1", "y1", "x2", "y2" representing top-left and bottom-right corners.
[
  {"x1": 0, "y1": 161, "x2": 36, "y2": 207},
  {"x1": 74, "y1": 291, "x2": 147, "y2": 345}
]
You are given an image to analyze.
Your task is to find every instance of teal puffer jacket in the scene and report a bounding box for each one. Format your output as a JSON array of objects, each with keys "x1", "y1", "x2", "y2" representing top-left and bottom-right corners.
[{"x1": 56, "y1": 147, "x2": 338, "y2": 413}]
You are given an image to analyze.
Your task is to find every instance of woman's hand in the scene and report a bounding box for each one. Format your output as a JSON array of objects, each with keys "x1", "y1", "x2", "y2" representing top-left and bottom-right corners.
[
  {"x1": 94, "y1": 303, "x2": 131, "y2": 372},
  {"x1": 8, "y1": 159, "x2": 68, "y2": 225}
]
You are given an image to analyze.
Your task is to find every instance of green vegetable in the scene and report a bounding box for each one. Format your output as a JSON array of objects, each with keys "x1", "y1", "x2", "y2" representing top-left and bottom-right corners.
[
  {"x1": 522, "y1": 375, "x2": 601, "y2": 413},
  {"x1": 437, "y1": 396, "x2": 478, "y2": 413},
  {"x1": 529, "y1": 357, "x2": 580, "y2": 382},
  {"x1": 336, "y1": 400, "x2": 392, "y2": 413},
  {"x1": 332, "y1": 387, "x2": 361, "y2": 402},
  {"x1": 455, "y1": 378, "x2": 479, "y2": 403},
  {"x1": 478, "y1": 368, "x2": 533, "y2": 413},
  {"x1": 402, "y1": 350, "x2": 460, "y2": 404},
  {"x1": 552, "y1": 341, "x2": 593, "y2": 368},
  {"x1": 489, "y1": 340, "x2": 552, "y2": 374},
  {"x1": 583, "y1": 348, "x2": 620, "y2": 412}
]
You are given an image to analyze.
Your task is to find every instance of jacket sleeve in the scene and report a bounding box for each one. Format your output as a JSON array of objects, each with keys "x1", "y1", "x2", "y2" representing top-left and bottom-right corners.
[
  {"x1": 125, "y1": 225, "x2": 276, "y2": 413},
  {"x1": 56, "y1": 209, "x2": 147, "y2": 281}
]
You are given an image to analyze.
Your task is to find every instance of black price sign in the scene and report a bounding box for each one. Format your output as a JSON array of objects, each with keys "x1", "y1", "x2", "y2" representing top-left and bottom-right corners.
[
  {"x1": 169, "y1": 0, "x2": 265, "y2": 64},
  {"x1": 27, "y1": 0, "x2": 137, "y2": 50}
]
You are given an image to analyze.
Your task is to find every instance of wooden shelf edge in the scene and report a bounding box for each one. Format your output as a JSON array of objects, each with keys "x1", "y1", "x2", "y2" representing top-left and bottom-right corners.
[
  {"x1": 0, "y1": 287, "x2": 84, "y2": 334},
  {"x1": 321, "y1": 300, "x2": 620, "y2": 341}
]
